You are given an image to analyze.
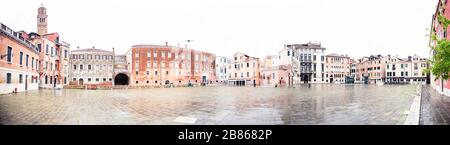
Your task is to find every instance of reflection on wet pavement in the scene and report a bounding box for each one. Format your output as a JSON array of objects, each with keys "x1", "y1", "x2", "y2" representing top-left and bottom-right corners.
[{"x1": 0, "y1": 84, "x2": 416, "y2": 125}]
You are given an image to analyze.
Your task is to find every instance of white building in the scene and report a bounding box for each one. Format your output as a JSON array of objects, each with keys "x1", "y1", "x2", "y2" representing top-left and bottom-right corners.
[
  {"x1": 269, "y1": 46, "x2": 301, "y2": 85},
  {"x1": 385, "y1": 55, "x2": 429, "y2": 84},
  {"x1": 350, "y1": 59, "x2": 356, "y2": 79},
  {"x1": 287, "y1": 42, "x2": 326, "y2": 84},
  {"x1": 69, "y1": 47, "x2": 114, "y2": 85},
  {"x1": 215, "y1": 56, "x2": 232, "y2": 84}
]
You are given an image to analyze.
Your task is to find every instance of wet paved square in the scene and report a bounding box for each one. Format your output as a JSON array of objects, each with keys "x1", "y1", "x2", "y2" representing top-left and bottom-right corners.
[{"x1": 0, "y1": 84, "x2": 416, "y2": 125}]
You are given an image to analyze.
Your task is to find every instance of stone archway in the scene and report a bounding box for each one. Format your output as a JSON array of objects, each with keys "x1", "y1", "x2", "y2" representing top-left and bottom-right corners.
[{"x1": 114, "y1": 73, "x2": 129, "y2": 85}]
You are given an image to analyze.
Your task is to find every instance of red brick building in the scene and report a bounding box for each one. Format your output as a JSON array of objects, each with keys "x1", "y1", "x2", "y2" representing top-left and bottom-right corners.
[
  {"x1": 125, "y1": 44, "x2": 216, "y2": 86},
  {"x1": 1, "y1": 22, "x2": 40, "y2": 94}
]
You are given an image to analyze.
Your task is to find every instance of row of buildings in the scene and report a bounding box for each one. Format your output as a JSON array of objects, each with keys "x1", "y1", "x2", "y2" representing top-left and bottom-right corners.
[
  {"x1": 0, "y1": 4, "x2": 431, "y2": 94},
  {"x1": 222, "y1": 42, "x2": 429, "y2": 87},
  {"x1": 1, "y1": 4, "x2": 70, "y2": 94}
]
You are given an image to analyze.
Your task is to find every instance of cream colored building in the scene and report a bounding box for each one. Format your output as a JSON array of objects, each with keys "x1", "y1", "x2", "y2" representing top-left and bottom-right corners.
[
  {"x1": 228, "y1": 52, "x2": 260, "y2": 86},
  {"x1": 325, "y1": 54, "x2": 351, "y2": 84}
]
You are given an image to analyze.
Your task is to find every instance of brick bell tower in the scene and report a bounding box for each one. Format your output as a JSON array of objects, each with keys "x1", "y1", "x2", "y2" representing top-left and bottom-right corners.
[{"x1": 37, "y1": 3, "x2": 48, "y2": 35}]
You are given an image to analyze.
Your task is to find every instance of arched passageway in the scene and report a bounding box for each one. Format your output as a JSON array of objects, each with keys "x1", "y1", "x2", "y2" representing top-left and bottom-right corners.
[{"x1": 114, "y1": 74, "x2": 129, "y2": 85}]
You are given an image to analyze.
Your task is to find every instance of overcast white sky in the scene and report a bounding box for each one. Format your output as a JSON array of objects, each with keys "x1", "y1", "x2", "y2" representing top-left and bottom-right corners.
[{"x1": 0, "y1": 0, "x2": 437, "y2": 59}]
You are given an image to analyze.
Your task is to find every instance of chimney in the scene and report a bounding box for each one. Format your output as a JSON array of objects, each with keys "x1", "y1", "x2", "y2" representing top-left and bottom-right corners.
[
  {"x1": 165, "y1": 42, "x2": 168, "y2": 46},
  {"x1": 93, "y1": 46, "x2": 95, "y2": 49},
  {"x1": 408, "y1": 56, "x2": 412, "y2": 61},
  {"x1": 77, "y1": 46, "x2": 80, "y2": 50}
]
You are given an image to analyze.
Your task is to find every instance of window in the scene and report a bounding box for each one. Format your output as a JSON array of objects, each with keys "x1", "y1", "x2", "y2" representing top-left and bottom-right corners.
[
  {"x1": 19, "y1": 74, "x2": 23, "y2": 84},
  {"x1": 64, "y1": 50, "x2": 68, "y2": 58},
  {"x1": 287, "y1": 50, "x2": 290, "y2": 56},
  {"x1": 51, "y1": 47, "x2": 54, "y2": 56},
  {"x1": 7, "y1": 46, "x2": 13, "y2": 63},
  {"x1": 32, "y1": 58, "x2": 34, "y2": 68},
  {"x1": 6, "y1": 73, "x2": 12, "y2": 84},
  {"x1": 37, "y1": 44, "x2": 42, "y2": 52},
  {"x1": 166, "y1": 71, "x2": 169, "y2": 75},
  {"x1": 19, "y1": 52, "x2": 23, "y2": 65},
  {"x1": 313, "y1": 55, "x2": 316, "y2": 61},
  {"x1": 88, "y1": 78, "x2": 92, "y2": 82},
  {"x1": 155, "y1": 71, "x2": 158, "y2": 75},
  {"x1": 46, "y1": 45, "x2": 49, "y2": 54},
  {"x1": 247, "y1": 63, "x2": 249, "y2": 68},
  {"x1": 45, "y1": 76, "x2": 48, "y2": 84},
  {"x1": 88, "y1": 65, "x2": 92, "y2": 70},
  {"x1": 80, "y1": 65, "x2": 83, "y2": 70},
  {"x1": 103, "y1": 78, "x2": 107, "y2": 82},
  {"x1": 96, "y1": 78, "x2": 99, "y2": 82},
  {"x1": 26, "y1": 54, "x2": 29, "y2": 67},
  {"x1": 73, "y1": 65, "x2": 77, "y2": 70},
  {"x1": 321, "y1": 63, "x2": 324, "y2": 72},
  {"x1": 247, "y1": 72, "x2": 250, "y2": 77}
]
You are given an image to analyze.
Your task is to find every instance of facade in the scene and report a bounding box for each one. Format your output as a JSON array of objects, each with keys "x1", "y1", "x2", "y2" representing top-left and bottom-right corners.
[
  {"x1": 355, "y1": 55, "x2": 388, "y2": 84},
  {"x1": 215, "y1": 56, "x2": 232, "y2": 84},
  {"x1": 430, "y1": 0, "x2": 450, "y2": 95},
  {"x1": 325, "y1": 54, "x2": 351, "y2": 84},
  {"x1": 261, "y1": 46, "x2": 300, "y2": 86},
  {"x1": 29, "y1": 33, "x2": 62, "y2": 88},
  {"x1": 126, "y1": 44, "x2": 216, "y2": 86},
  {"x1": 0, "y1": 22, "x2": 40, "y2": 94},
  {"x1": 287, "y1": 42, "x2": 326, "y2": 84},
  {"x1": 350, "y1": 59, "x2": 356, "y2": 79},
  {"x1": 69, "y1": 47, "x2": 114, "y2": 86},
  {"x1": 113, "y1": 54, "x2": 129, "y2": 85},
  {"x1": 60, "y1": 41, "x2": 70, "y2": 85},
  {"x1": 228, "y1": 52, "x2": 260, "y2": 86},
  {"x1": 385, "y1": 55, "x2": 429, "y2": 84}
]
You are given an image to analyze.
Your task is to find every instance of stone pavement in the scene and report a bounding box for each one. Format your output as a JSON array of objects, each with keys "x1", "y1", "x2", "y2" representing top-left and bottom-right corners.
[
  {"x1": 0, "y1": 85, "x2": 417, "y2": 125},
  {"x1": 420, "y1": 85, "x2": 450, "y2": 125}
]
